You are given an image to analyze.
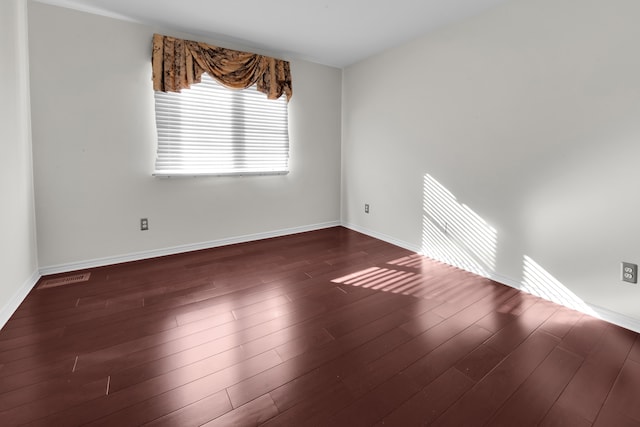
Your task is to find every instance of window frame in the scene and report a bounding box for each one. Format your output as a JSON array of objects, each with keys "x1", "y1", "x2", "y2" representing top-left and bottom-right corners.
[{"x1": 153, "y1": 72, "x2": 290, "y2": 178}]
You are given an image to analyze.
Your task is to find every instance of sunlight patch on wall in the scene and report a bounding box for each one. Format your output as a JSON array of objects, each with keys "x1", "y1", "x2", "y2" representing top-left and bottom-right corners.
[
  {"x1": 421, "y1": 174, "x2": 497, "y2": 277},
  {"x1": 522, "y1": 255, "x2": 597, "y2": 316}
]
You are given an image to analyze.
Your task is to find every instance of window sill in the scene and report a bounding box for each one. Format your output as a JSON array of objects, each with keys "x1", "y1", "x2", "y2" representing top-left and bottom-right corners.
[{"x1": 153, "y1": 170, "x2": 290, "y2": 178}]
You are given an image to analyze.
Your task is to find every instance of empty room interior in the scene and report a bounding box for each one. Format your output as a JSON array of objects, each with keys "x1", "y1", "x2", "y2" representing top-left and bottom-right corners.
[{"x1": 2, "y1": 0, "x2": 640, "y2": 425}]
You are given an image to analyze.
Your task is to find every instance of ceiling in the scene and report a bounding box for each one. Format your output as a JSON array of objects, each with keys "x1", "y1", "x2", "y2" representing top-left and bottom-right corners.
[{"x1": 36, "y1": 0, "x2": 511, "y2": 67}]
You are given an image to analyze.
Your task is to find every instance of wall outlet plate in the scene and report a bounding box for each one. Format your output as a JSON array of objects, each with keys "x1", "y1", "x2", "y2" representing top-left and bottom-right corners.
[
  {"x1": 365, "y1": 204, "x2": 370, "y2": 214},
  {"x1": 622, "y1": 262, "x2": 637, "y2": 284},
  {"x1": 140, "y1": 218, "x2": 149, "y2": 231}
]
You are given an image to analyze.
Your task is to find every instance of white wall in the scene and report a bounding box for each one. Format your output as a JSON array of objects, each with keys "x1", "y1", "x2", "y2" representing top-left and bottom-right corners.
[
  {"x1": 343, "y1": 0, "x2": 640, "y2": 327},
  {"x1": 28, "y1": 2, "x2": 342, "y2": 270},
  {"x1": 24, "y1": 0, "x2": 640, "y2": 329},
  {"x1": 0, "y1": 0, "x2": 39, "y2": 326}
]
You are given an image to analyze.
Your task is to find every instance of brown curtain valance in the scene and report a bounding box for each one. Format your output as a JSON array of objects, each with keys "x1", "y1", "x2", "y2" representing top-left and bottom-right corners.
[{"x1": 152, "y1": 33, "x2": 292, "y2": 101}]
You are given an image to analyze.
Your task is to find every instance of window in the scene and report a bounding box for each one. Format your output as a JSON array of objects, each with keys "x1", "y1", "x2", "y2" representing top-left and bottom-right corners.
[{"x1": 154, "y1": 73, "x2": 289, "y2": 176}]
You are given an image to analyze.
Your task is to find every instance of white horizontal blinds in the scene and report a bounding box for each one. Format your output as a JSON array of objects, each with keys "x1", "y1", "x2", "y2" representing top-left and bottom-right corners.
[{"x1": 154, "y1": 72, "x2": 289, "y2": 176}]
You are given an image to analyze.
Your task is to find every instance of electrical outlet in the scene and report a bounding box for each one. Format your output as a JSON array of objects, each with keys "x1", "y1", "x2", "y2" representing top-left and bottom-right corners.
[
  {"x1": 365, "y1": 204, "x2": 370, "y2": 214},
  {"x1": 622, "y1": 262, "x2": 637, "y2": 284},
  {"x1": 140, "y1": 218, "x2": 149, "y2": 231}
]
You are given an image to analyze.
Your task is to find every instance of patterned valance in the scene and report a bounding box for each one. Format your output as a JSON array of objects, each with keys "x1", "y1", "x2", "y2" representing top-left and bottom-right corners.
[{"x1": 152, "y1": 34, "x2": 292, "y2": 101}]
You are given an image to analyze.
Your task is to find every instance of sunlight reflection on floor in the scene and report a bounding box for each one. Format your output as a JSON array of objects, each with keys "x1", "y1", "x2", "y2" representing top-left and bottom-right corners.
[{"x1": 331, "y1": 266, "x2": 423, "y2": 296}]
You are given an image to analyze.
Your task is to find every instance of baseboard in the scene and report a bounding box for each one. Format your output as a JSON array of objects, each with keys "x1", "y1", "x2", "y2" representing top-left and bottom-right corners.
[
  {"x1": 33, "y1": 220, "x2": 640, "y2": 334},
  {"x1": 342, "y1": 222, "x2": 640, "y2": 334},
  {"x1": 588, "y1": 304, "x2": 640, "y2": 334},
  {"x1": 342, "y1": 222, "x2": 423, "y2": 254},
  {"x1": 39, "y1": 221, "x2": 341, "y2": 276},
  {"x1": 0, "y1": 270, "x2": 40, "y2": 329}
]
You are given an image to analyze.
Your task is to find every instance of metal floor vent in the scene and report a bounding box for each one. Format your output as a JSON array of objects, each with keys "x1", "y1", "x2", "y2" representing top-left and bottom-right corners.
[{"x1": 39, "y1": 273, "x2": 91, "y2": 289}]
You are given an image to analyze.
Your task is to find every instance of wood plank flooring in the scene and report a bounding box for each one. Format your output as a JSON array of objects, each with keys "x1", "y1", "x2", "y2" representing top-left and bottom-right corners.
[{"x1": 1, "y1": 226, "x2": 639, "y2": 426}]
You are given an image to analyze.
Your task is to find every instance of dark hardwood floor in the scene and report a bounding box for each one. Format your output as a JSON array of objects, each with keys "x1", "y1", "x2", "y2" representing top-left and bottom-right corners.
[{"x1": 1, "y1": 227, "x2": 639, "y2": 426}]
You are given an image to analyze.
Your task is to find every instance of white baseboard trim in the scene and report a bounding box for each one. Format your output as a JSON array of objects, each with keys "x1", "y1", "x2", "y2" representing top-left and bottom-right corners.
[
  {"x1": 588, "y1": 304, "x2": 640, "y2": 334},
  {"x1": 342, "y1": 223, "x2": 640, "y2": 334},
  {"x1": 1, "y1": 270, "x2": 40, "y2": 329},
  {"x1": 342, "y1": 222, "x2": 422, "y2": 253},
  {"x1": 33, "y1": 220, "x2": 640, "y2": 335},
  {"x1": 39, "y1": 221, "x2": 341, "y2": 276}
]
